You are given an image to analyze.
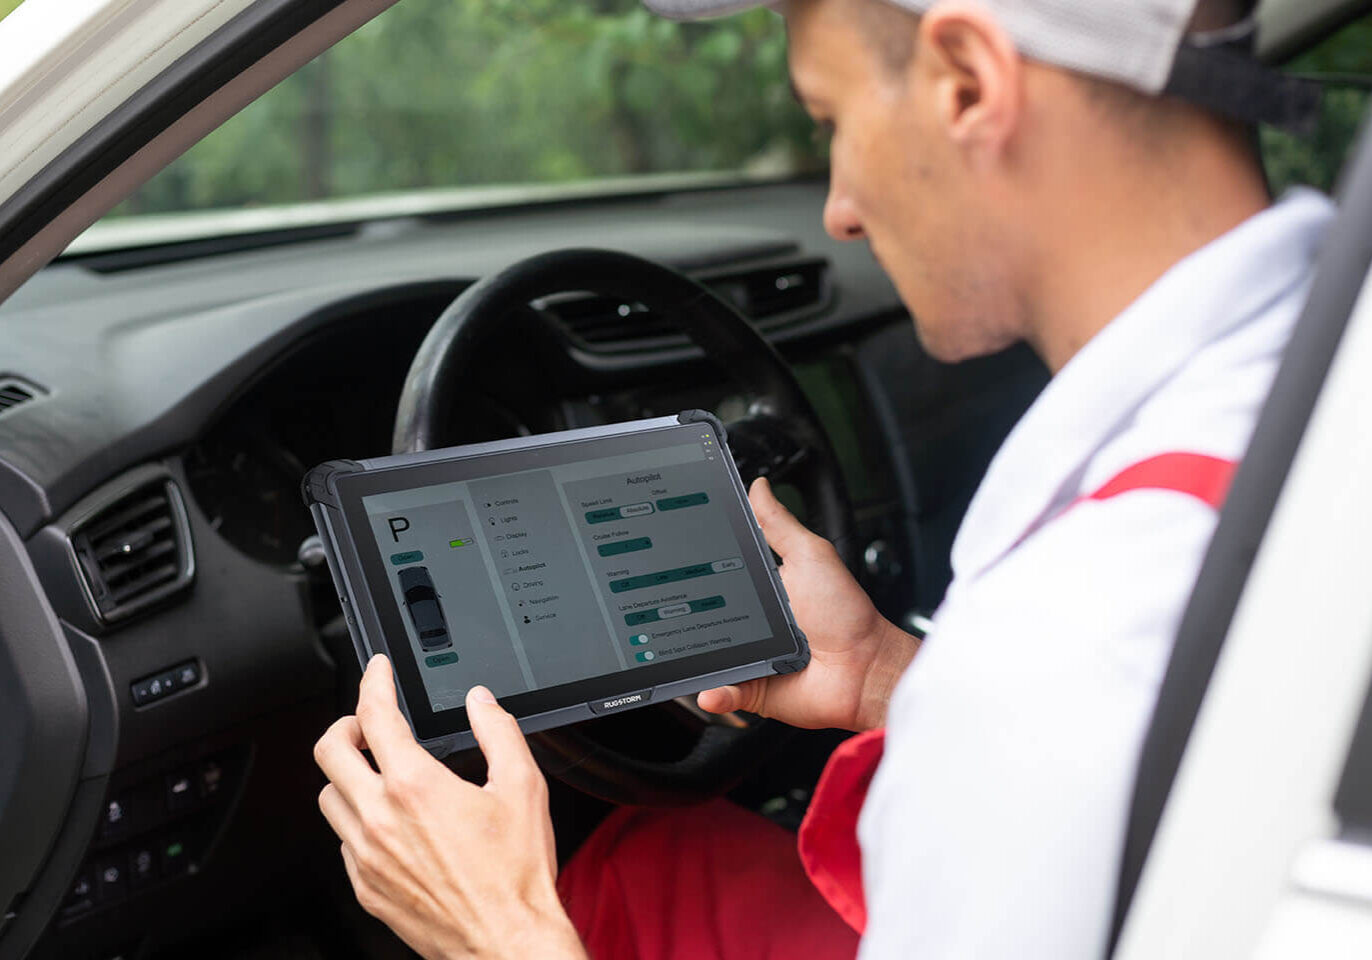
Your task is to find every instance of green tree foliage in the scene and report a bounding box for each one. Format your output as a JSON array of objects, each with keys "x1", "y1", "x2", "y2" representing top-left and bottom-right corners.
[
  {"x1": 1262, "y1": 19, "x2": 1372, "y2": 195},
  {"x1": 109, "y1": 2, "x2": 1372, "y2": 218},
  {"x1": 116, "y1": 0, "x2": 818, "y2": 215}
]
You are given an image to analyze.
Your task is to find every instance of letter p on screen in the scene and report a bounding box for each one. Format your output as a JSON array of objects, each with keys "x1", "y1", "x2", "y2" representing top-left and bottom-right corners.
[{"x1": 388, "y1": 516, "x2": 410, "y2": 542}]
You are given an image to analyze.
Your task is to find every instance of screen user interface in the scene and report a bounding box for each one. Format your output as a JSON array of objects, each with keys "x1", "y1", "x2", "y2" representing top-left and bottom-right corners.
[{"x1": 360, "y1": 429, "x2": 773, "y2": 711}]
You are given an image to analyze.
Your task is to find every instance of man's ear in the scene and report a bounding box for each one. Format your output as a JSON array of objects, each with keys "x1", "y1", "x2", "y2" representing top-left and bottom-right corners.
[{"x1": 916, "y1": 2, "x2": 1021, "y2": 157}]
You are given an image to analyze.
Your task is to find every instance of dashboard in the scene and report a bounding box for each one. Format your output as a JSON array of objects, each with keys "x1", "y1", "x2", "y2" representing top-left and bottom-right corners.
[{"x1": 0, "y1": 179, "x2": 1048, "y2": 959}]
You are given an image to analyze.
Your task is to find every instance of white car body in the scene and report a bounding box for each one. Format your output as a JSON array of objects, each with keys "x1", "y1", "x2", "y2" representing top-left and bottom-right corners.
[{"x1": 1, "y1": 0, "x2": 1370, "y2": 957}]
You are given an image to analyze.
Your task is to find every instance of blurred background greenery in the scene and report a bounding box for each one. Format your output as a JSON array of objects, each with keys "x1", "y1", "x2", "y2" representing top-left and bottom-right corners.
[
  {"x1": 0, "y1": 0, "x2": 1357, "y2": 217},
  {"x1": 1262, "y1": 17, "x2": 1372, "y2": 195},
  {"x1": 114, "y1": 0, "x2": 820, "y2": 216}
]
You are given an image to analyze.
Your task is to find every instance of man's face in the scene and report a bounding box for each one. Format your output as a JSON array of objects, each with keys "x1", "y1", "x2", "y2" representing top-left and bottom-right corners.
[{"x1": 785, "y1": 0, "x2": 1022, "y2": 361}]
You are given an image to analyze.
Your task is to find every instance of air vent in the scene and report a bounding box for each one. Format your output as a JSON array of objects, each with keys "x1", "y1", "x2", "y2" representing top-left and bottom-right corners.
[
  {"x1": 547, "y1": 257, "x2": 830, "y2": 351},
  {"x1": 550, "y1": 297, "x2": 678, "y2": 346},
  {"x1": 70, "y1": 479, "x2": 195, "y2": 625},
  {"x1": 708, "y1": 257, "x2": 828, "y2": 320},
  {"x1": 0, "y1": 377, "x2": 40, "y2": 414}
]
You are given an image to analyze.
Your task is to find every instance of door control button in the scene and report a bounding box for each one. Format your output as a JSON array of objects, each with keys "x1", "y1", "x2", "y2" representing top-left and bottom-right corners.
[
  {"x1": 165, "y1": 772, "x2": 195, "y2": 813},
  {"x1": 198, "y1": 758, "x2": 224, "y2": 798},
  {"x1": 161, "y1": 837, "x2": 190, "y2": 876},
  {"x1": 129, "y1": 846, "x2": 158, "y2": 888},
  {"x1": 99, "y1": 796, "x2": 128, "y2": 840},
  {"x1": 130, "y1": 678, "x2": 155, "y2": 706},
  {"x1": 130, "y1": 660, "x2": 202, "y2": 707},
  {"x1": 63, "y1": 870, "x2": 95, "y2": 916},
  {"x1": 95, "y1": 859, "x2": 126, "y2": 904}
]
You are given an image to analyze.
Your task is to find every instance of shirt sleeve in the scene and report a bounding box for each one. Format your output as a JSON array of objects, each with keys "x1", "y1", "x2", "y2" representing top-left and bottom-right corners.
[{"x1": 856, "y1": 492, "x2": 1219, "y2": 960}]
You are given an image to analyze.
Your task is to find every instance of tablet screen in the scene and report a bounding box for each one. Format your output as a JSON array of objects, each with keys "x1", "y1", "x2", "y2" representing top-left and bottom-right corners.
[{"x1": 336, "y1": 420, "x2": 791, "y2": 734}]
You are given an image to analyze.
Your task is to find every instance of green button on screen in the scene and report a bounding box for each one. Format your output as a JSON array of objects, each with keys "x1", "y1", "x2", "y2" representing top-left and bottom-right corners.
[
  {"x1": 598, "y1": 537, "x2": 653, "y2": 557},
  {"x1": 425, "y1": 652, "x2": 459, "y2": 667},
  {"x1": 390, "y1": 550, "x2": 424, "y2": 565},
  {"x1": 656, "y1": 492, "x2": 709, "y2": 511}
]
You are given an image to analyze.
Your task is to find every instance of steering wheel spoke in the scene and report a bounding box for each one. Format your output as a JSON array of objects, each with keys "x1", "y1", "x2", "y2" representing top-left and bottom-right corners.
[{"x1": 724, "y1": 411, "x2": 809, "y2": 483}]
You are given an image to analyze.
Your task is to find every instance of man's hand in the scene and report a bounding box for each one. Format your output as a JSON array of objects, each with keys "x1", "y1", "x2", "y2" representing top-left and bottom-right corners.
[
  {"x1": 697, "y1": 477, "x2": 919, "y2": 731},
  {"x1": 313, "y1": 656, "x2": 586, "y2": 960}
]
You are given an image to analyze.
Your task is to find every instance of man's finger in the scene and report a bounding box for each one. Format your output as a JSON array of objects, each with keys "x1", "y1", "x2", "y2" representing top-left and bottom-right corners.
[
  {"x1": 749, "y1": 477, "x2": 818, "y2": 562},
  {"x1": 318, "y1": 782, "x2": 366, "y2": 850},
  {"x1": 314, "y1": 715, "x2": 382, "y2": 805},
  {"x1": 340, "y1": 841, "x2": 363, "y2": 889},
  {"x1": 697, "y1": 680, "x2": 765, "y2": 716},
  {"x1": 466, "y1": 685, "x2": 539, "y2": 790},
  {"x1": 355, "y1": 655, "x2": 428, "y2": 775}
]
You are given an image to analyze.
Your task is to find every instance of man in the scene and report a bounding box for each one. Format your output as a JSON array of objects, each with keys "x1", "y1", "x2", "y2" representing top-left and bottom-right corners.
[{"x1": 313, "y1": 0, "x2": 1334, "y2": 956}]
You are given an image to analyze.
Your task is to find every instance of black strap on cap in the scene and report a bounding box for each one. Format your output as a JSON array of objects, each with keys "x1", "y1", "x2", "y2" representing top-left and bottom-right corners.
[{"x1": 1164, "y1": 17, "x2": 1323, "y2": 136}]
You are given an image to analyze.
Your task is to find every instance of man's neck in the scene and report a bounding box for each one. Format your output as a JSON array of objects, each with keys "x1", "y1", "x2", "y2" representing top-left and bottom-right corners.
[{"x1": 1022, "y1": 125, "x2": 1271, "y2": 374}]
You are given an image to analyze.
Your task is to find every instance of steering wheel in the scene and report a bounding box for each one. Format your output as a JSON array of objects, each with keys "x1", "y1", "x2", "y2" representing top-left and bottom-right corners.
[{"x1": 393, "y1": 248, "x2": 856, "y2": 806}]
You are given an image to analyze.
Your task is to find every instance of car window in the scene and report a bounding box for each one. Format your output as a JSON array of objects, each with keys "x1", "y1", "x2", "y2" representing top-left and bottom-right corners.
[
  {"x1": 80, "y1": 3, "x2": 1372, "y2": 221},
  {"x1": 105, "y1": 0, "x2": 820, "y2": 219},
  {"x1": 1263, "y1": 16, "x2": 1372, "y2": 195}
]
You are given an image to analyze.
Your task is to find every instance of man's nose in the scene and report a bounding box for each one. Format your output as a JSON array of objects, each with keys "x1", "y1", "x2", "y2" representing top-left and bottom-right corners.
[{"x1": 823, "y1": 188, "x2": 865, "y2": 242}]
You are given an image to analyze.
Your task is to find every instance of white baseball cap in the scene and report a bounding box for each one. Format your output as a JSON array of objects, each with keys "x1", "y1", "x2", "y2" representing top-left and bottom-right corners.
[{"x1": 643, "y1": 0, "x2": 1319, "y2": 133}]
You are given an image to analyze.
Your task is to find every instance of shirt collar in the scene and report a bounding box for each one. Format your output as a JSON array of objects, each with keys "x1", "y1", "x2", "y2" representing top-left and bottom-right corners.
[{"x1": 949, "y1": 187, "x2": 1336, "y2": 582}]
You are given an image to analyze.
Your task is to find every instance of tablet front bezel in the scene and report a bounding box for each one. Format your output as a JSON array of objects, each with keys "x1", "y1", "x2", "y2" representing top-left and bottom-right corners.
[{"x1": 332, "y1": 420, "x2": 800, "y2": 741}]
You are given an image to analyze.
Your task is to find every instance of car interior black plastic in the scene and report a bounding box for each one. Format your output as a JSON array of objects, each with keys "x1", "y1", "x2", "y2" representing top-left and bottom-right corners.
[{"x1": 0, "y1": 510, "x2": 89, "y2": 959}]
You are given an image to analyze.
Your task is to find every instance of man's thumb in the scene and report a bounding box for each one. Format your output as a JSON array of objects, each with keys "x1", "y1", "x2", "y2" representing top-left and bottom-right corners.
[
  {"x1": 697, "y1": 680, "x2": 765, "y2": 716},
  {"x1": 749, "y1": 476, "x2": 813, "y2": 561}
]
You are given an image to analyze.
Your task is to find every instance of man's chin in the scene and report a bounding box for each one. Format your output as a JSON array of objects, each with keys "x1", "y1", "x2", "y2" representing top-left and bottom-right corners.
[
  {"x1": 912, "y1": 318, "x2": 1018, "y2": 364},
  {"x1": 911, "y1": 319, "x2": 965, "y2": 363}
]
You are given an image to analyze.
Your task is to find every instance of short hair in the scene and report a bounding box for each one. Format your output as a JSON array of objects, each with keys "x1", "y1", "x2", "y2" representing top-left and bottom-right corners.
[{"x1": 850, "y1": 0, "x2": 920, "y2": 71}]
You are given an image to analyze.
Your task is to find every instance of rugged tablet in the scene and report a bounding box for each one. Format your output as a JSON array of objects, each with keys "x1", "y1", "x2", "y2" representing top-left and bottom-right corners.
[{"x1": 302, "y1": 411, "x2": 808, "y2": 757}]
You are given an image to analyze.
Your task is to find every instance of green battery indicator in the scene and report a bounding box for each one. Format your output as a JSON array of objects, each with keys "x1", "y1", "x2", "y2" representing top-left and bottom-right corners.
[{"x1": 449, "y1": 538, "x2": 473, "y2": 548}]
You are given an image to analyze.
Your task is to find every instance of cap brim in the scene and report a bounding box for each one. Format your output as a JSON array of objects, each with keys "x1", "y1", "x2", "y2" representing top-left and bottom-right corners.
[{"x1": 642, "y1": 0, "x2": 771, "y2": 21}]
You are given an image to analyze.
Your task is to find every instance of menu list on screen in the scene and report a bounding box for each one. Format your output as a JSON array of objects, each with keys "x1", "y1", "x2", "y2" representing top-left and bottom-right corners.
[{"x1": 361, "y1": 436, "x2": 772, "y2": 712}]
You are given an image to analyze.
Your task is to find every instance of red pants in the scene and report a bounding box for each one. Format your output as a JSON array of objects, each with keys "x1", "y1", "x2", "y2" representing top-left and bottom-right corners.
[{"x1": 558, "y1": 799, "x2": 860, "y2": 960}]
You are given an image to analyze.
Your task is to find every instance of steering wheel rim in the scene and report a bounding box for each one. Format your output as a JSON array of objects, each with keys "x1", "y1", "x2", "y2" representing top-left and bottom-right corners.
[{"x1": 393, "y1": 248, "x2": 856, "y2": 805}]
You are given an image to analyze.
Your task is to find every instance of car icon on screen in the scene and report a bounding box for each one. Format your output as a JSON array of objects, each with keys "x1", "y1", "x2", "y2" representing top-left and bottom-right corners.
[{"x1": 398, "y1": 566, "x2": 452, "y2": 651}]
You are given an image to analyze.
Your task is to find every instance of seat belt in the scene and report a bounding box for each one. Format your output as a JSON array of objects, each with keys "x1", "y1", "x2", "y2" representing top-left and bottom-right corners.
[{"x1": 1108, "y1": 114, "x2": 1372, "y2": 953}]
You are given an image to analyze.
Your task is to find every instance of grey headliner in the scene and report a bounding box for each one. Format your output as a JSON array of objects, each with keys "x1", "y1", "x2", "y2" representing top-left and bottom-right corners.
[{"x1": 1258, "y1": 0, "x2": 1372, "y2": 61}]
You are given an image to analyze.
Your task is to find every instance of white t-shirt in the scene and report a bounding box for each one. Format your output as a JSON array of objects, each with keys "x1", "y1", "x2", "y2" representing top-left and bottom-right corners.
[{"x1": 857, "y1": 189, "x2": 1336, "y2": 959}]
